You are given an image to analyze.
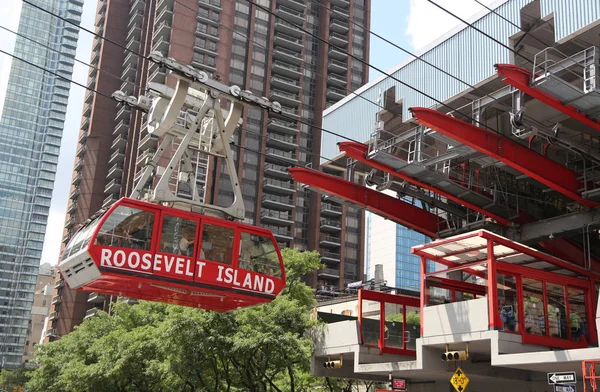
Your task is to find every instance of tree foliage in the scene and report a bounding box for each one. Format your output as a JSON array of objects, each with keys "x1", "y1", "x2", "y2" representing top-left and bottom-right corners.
[
  {"x1": 0, "y1": 365, "x2": 34, "y2": 391},
  {"x1": 27, "y1": 249, "x2": 369, "y2": 392}
]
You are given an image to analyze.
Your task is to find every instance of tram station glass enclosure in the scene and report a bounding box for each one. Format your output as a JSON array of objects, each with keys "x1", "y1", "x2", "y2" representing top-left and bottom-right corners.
[{"x1": 412, "y1": 230, "x2": 599, "y2": 349}]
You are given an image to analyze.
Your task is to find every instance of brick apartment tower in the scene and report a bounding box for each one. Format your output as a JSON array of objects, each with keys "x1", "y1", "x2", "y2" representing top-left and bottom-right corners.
[{"x1": 47, "y1": 0, "x2": 370, "y2": 340}]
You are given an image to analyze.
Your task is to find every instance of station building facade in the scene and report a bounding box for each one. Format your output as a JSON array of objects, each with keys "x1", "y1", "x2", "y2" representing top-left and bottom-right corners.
[{"x1": 309, "y1": 0, "x2": 600, "y2": 389}]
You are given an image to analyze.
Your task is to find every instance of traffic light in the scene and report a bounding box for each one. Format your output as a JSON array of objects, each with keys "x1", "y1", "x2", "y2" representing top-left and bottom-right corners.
[
  {"x1": 323, "y1": 355, "x2": 343, "y2": 369},
  {"x1": 441, "y1": 343, "x2": 469, "y2": 362},
  {"x1": 441, "y1": 350, "x2": 468, "y2": 361}
]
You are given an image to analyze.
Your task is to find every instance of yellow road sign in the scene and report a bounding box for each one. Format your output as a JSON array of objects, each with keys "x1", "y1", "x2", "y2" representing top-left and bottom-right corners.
[{"x1": 450, "y1": 367, "x2": 470, "y2": 392}]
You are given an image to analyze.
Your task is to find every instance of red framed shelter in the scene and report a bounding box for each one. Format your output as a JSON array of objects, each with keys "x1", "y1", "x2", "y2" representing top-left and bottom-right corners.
[
  {"x1": 358, "y1": 289, "x2": 420, "y2": 356},
  {"x1": 412, "y1": 230, "x2": 599, "y2": 350}
]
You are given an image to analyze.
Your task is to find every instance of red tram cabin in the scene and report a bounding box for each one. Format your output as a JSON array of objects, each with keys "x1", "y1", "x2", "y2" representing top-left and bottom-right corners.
[{"x1": 58, "y1": 198, "x2": 286, "y2": 311}]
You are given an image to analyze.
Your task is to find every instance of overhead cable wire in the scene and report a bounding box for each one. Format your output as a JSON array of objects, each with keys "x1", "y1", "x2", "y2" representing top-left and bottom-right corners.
[
  {"x1": 24, "y1": 0, "x2": 368, "y2": 146},
  {"x1": 246, "y1": 0, "x2": 504, "y2": 135},
  {"x1": 426, "y1": 0, "x2": 534, "y2": 65},
  {"x1": 0, "y1": 48, "x2": 117, "y2": 102},
  {"x1": 0, "y1": 25, "x2": 142, "y2": 89}
]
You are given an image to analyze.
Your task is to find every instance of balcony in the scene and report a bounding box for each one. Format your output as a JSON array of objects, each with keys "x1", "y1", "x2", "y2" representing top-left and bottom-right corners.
[
  {"x1": 331, "y1": 0, "x2": 350, "y2": 7},
  {"x1": 265, "y1": 148, "x2": 297, "y2": 165},
  {"x1": 122, "y1": 63, "x2": 137, "y2": 80},
  {"x1": 327, "y1": 87, "x2": 347, "y2": 101},
  {"x1": 264, "y1": 163, "x2": 291, "y2": 179},
  {"x1": 261, "y1": 210, "x2": 293, "y2": 226},
  {"x1": 266, "y1": 133, "x2": 297, "y2": 150},
  {"x1": 51, "y1": 295, "x2": 62, "y2": 305},
  {"x1": 131, "y1": 0, "x2": 145, "y2": 12},
  {"x1": 112, "y1": 134, "x2": 128, "y2": 150},
  {"x1": 278, "y1": 107, "x2": 300, "y2": 121},
  {"x1": 103, "y1": 194, "x2": 118, "y2": 208},
  {"x1": 327, "y1": 58, "x2": 347, "y2": 74},
  {"x1": 81, "y1": 116, "x2": 90, "y2": 131},
  {"x1": 70, "y1": 188, "x2": 80, "y2": 200},
  {"x1": 329, "y1": 47, "x2": 348, "y2": 61},
  {"x1": 273, "y1": 230, "x2": 294, "y2": 242},
  {"x1": 128, "y1": 9, "x2": 143, "y2": 27},
  {"x1": 109, "y1": 149, "x2": 125, "y2": 165},
  {"x1": 48, "y1": 311, "x2": 59, "y2": 321},
  {"x1": 329, "y1": 32, "x2": 348, "y2": 47},
  {"x1": 263, "y1": 178, "x2": 295, "y2": 195},
  {"x1": 67, "y1": 202, "x2": 77, "y2": 217},
  {"x1": 126, "y1": 25, "x2": 141, "y2": 42},
  {"x1": 121, "y1": 80, "x2": 134, "y2": 96},
  {"x1": 156, "y1": 5, "x2": 173, "y2": 24},
  {"x1": 331, "y1": 6, "x2": 349, "y2": 20},
  {"x1": 139, "y1": 133, "x2": 159, "y2": 150},
  {"x1": 82, "y1": 103, "x2": 91, "y2": 118},
  {"x1": 262, "y1": 194, "x2": 294, "y2": 211},
  {"x1": 278, "y1": 0, "x2": 306, "y2": 12},
  {"x1": 152, "y1": 36, "x2": 170, "y2": 53},
  {"x1": 273, "y1": 47, "x2": 303, "y2": 65},
  {"x1": 321, "y1": 251, "x2": 341, "y2": 263},
  {"x1": 45, "y1": 328, "x2": 57, "y2": 338},
  {"x1": 270, "y1": 89, "x2": 300, "y2": 107},
  {"x1": 274, "y1": 19, "x2": 304, "y2": 39},
  {"x1": 84, "y1": 308, "x2": 99, "y2": 319},
  {"x1": 115, "y1": 105, "x2": 131, "y2": 123},
  {"x1": 321, "y1": 203, "x2": 343, "y2": 217},
  {"x1": 74, "y1": 158, "x2": 84, "y2": 172},
  {"x1": 153, "y1": 21, "x2": 172, "y2": 41},
  {"x1": 320, "y1": 219, "x2": 342, "y2": 232},
  {"x1": 319, "y1": 235, "x2": 341, "y2": 248},
  {"x1": 107, "y1": 163, "x2": 123, "y2": 180},
  {"x1": 271, "y1": 75, "x2": 300, "y2": 93},
  {"x1": 318, "y1": 268, "x2": 340, "y2": 279},
  {"x1": 330, "y1": 19, "x2": 349, "y2": 34},
  {"x1": 136, "y1": 148, "x2": 156, "y2": 165},
  {"x1": 72, "y1": 172, "x2": 82, "y2": 186},
  {"x1": 114, "y1": 119, "x2": 130, "y2": 136},
  {"x1": 88, "y1": 292, "x2": 106, "y2": 303},
  {"x1": 327, "y1": 73, "x2": 347, "y2": 87},
  {"x1": 198, "y1": 0, "x2": 222, "y2": 11},
  {"x1": 104, "y1": 178, "x2": 121, "y2": 194},
  {"x1": 197, "y1": 11, "x2": 219, "y2": 25},
  {"x1": 54, "y1": 279, "x2": 65, "y2": 290},
  {"x1": 273, "y1": 33, "x2": 303, "y2": 53},
  {"x1": 76, "y1": 144, "x2": 86, "y2": 158},
  {"x1": 123, "y1": 51, "x2": 139, "y2": 68},
  {"x1": 275, "y1": 5, "x2": 304, "y2": 25},
  {"x1": 267, "y1": 119, "x2": 298, "y2": 136},
  {"x1": 78, "y1": 131, "x2": 88, "y2": 144},
  {"x1": 149, "y1": 66, "x2": 166, "y2": 84}
]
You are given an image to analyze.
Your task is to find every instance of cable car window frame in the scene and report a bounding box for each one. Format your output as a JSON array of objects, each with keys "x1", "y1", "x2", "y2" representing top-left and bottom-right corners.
[
  {"x1": 95, "y1": 205, "x2": 156, "y2": 251},
  {"x1": 157, "y1": 211, "x2": 199, "y2": 258},
  {"x1": 238, "y1": 231, "x2": 282, "y2": 278},
  {"x1": 198, "y1": 220, "x2": 238, "y2": 266}
]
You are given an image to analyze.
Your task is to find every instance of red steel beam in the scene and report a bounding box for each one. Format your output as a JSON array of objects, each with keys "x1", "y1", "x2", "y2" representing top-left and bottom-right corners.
[
  {"x1": 495, "y1": 63, "x2": 600, "y2": 133},
  {"x1": 338, "y1": 141, "x2": 512, "y2": 226},
  {"x1": 409, "y1": 107, "x2": 597, "y2": 208},
  {"x1": 288, "y1": 168, "x2": 442, "y2": 238}
]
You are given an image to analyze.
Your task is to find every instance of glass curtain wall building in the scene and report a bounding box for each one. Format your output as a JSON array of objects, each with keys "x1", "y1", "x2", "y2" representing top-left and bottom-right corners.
[{"x1": 0, "y1": 0, "x2": 81, "y2": 368}]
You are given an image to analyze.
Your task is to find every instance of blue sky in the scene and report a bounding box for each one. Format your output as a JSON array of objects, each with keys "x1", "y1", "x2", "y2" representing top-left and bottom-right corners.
[{"x1": 3, "y1": 0, "x2": 496, "y2": 266}]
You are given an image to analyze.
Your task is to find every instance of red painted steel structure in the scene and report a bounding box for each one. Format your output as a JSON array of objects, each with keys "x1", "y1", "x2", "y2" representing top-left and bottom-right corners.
[
  {"x1": 59, "y1": 198, "x2": 286, "y2": 311},
  {"x1": 338, "y1": 142, "x2": 511, "y2": 226},
  {"x1": 495, "y1": 63, "x2": 600, "y2": 133},
  {"x1": 409, "y1": 107, "x2": 598, "y2": 208},
  {"x1": 288, "y1": 167, "x2": 443, "y2": 238},
  {"x1": 413, "y1": 230, "x2": 598, "y2": 350},
  {"x1": 358, "y1": 289, "x2": 420, "y2": 356}
]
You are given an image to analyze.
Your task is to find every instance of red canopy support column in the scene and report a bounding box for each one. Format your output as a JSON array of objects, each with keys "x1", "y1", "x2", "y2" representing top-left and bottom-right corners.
[
  {"x1": 420, "y1": 256, "x2": 427, "y2": 336},
  {"x1": 410, "y1": 107, "x2": 597, "y2": 208},
  {"x1": 487, "y1": 238, "x2": 500, "y2": 330}
]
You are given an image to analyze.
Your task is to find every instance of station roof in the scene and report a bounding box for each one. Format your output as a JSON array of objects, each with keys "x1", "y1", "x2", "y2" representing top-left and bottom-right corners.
[{"x1": 411, "y1": 229, "x2": 598, "y2": 280}]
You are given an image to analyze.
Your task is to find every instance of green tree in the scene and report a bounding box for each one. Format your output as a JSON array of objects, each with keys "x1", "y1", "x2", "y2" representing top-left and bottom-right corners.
[
  {"x1": 0, "y1": 365, "x2": 34, "y2": 391},
  {"x1": 27, "y1": 248, "x2": 361, "y2": 392}
]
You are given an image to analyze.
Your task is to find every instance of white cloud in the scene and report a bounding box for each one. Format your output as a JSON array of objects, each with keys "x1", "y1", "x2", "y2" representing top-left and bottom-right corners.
[{"x1": 405, "y1": 0, "x2": 497, "y2": 51}]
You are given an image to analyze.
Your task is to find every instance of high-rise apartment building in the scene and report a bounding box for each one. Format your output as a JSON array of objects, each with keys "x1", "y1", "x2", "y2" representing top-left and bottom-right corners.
[
  {"x1": 22, "y1": 263, "x2": 56, "y2": 364},
  {"x1": 0, "y1": 0, "x2": 82, "y2": 368},
  {"x1": 48, "y1": 0, "x2": 370, "y2": 339}
]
